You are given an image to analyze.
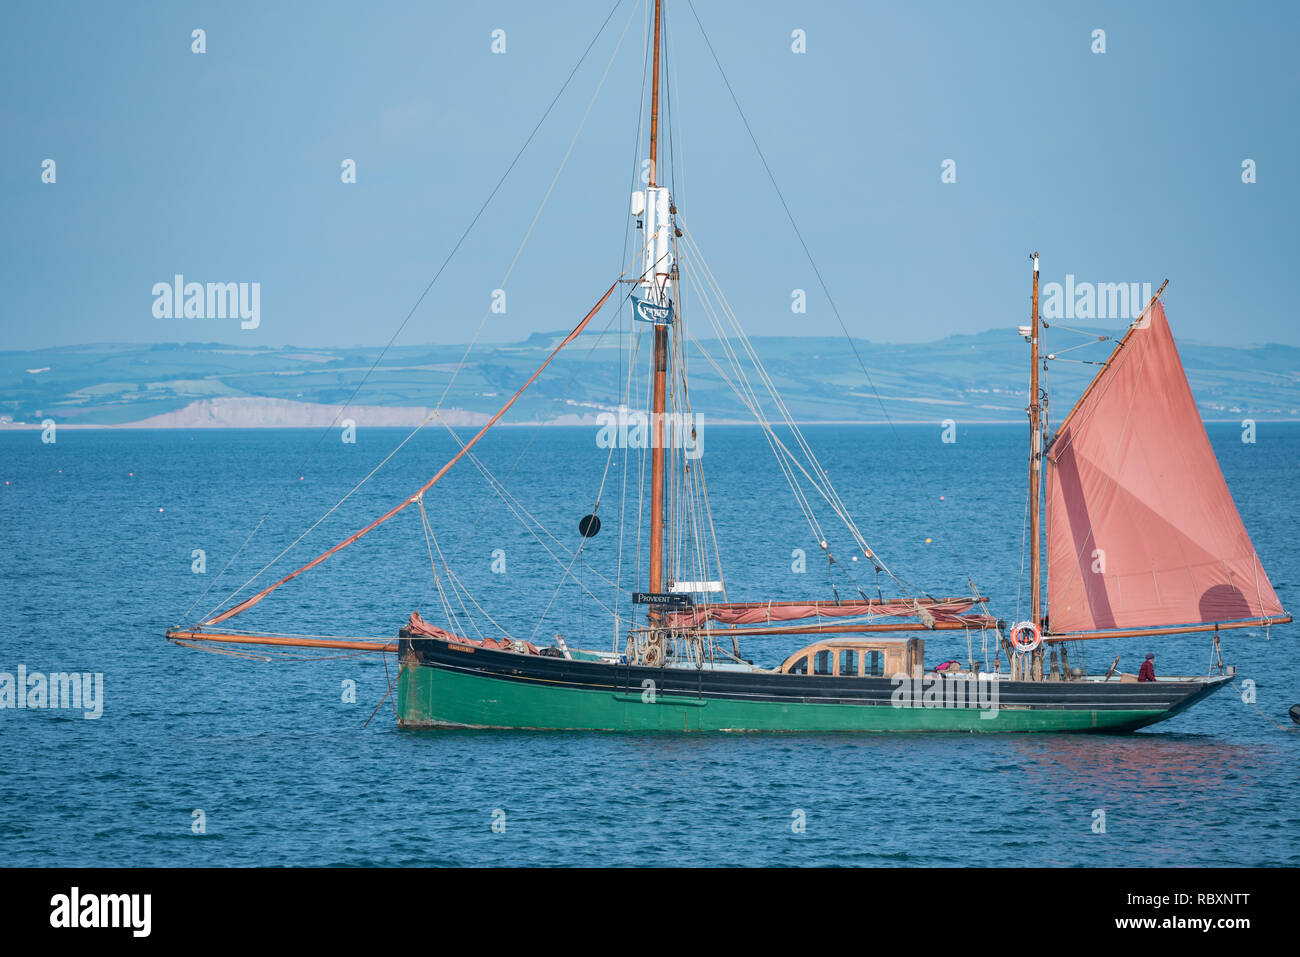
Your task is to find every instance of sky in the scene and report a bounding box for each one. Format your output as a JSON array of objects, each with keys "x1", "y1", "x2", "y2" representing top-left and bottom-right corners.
[{"x1": 1, "y1": 0, "x2": 1298, "y2": 351}]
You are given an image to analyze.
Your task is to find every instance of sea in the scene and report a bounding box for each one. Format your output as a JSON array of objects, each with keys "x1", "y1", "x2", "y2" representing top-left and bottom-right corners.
[{"x1": 1, "y1": 422, "x2": 1296, "y2": 866}]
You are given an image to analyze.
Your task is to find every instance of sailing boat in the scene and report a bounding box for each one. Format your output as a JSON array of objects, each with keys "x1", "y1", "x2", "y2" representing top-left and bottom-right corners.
[{"x1": 167, "y1": 0, "x2": 1288, "y2": 732}]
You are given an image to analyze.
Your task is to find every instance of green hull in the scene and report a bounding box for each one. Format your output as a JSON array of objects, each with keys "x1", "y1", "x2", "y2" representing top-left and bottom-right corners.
[{"x1": 397, "y1": 660, "x2": 1182, "y2": 733}]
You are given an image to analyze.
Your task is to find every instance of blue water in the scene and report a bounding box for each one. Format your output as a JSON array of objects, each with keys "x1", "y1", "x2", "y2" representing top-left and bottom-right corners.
[{"x1": 1, "y1": 423, "x2": 1296, "y2": 866}]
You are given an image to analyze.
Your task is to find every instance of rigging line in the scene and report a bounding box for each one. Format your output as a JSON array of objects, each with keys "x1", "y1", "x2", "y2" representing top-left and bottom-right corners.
[
  {"x1": 671, "y1": 270, "x2": 717, "y2": 602},
  {"x1": 1015, "y1": 448, "x2": 1031, "y2": 622},
  {"x1": 1230, "y1": 679, "x2": 1300, "y2": 733},
  {"x1": 439, "y1": 428, "x2": 623, "y2": 616},
  {"x1": 674, "y1": 365, "x2": 714, "y2": 605},
  {"x1": 426, "y1": 514, "x2": 485, "y2": 642},
  {"x1": 382, "y1": 652, "x2": 399, "y2": 719},
  {"x1": 693, "y1": 341, "x2": 820, "y2": 541},
  {"x1": 1042, "y1": 320, "x2": 1053, "y2": 623},
  {"x1": 201, "y1": 281, "x2": 621, "y2": 628},
  {"x1": 674, "y1": 244, "x2": 816, "y2": 507},
  {"x1": 420, "y1": 276, "x2": 644, "y2": 605},
  {"x1": 635, "y1": 321, "x2": 649, "y2": 597},
  {"x1": 1047, "y1": 322, "x2": 1114, "y2": 340},
  {"x1": 618, "y1": 0, "x2": 651, "y2": 410},
  {"x1": 418, "y1": 495, "x2": 462, "y2": 636},
  {"x1": 675, "y1": 233, "x2": 856, "y2": 540},
  {"x1": 419, "y1": 499, "x2": 463, "y2": 636},
  {"x1": 422, "y1": 57, "x2": 659, "y2": 629},
  {"x1": 434, "y1": 0, "x2": 643, "y2": 413},
  {"x1": 683, "y1": 0, "x2": 975, "y2": 592},
  {"x1": 677, "y1": 253, "x2": 827, "y2": 543},
  {"x1": 442, "y1": 565, "x2": 519, "y2": 643},
  {"x1": 428, "y1": 225, "x2": 654, "y2": 595},
  {"x1": 171, "y1": 640, "x2": 388, "y2": 664},
  {"x1": 682, "y1": 228, "x2": 900, "y2": 587},
  {"x1": 215, "y1": 240, "x2": 650, "y2": 629},
  {"x1": 1047, "y1": 339, "x2": 1111, "y2": 358},
  {"x1": 661, "y1": 0, "x2": 679, "y2": 207},
  {"x1": 199, "y1": 3, "x2": 643, "y2": 624},
  {"x1": 177, "y1": 0, "x2": 629, "y2": 628},
  {"x1": 527, "y1": 388, "x2": 625, "y2": 643},
  {"x1": 195, "y1": 629, "x2": 392, "y2": 641},
  {"x1": 434, "y1": 284, "x2": 629, "y2": 573},
  {"x1": 675, "y1": 264, "x2": 728, "y2": 606},
  {"x1": 363, "y1": 662, "x2": 406, "y2": 730},
  {"x1": 201, "y1": 413, "x2": 446, "y2": 623},
  {"x1": 615, "y1": 311, "x2": 649, "y2": 646},
  {"x1": 680, "y1": 262, "x2": 922, "y2": 604},
  {"x1": 171, "y1": 641, "x2": 271, "y2": 662},
  {"x1": 677, "y1": 225, "x2": 929, "y2": 600},
  {"x1": 664, "y1": 0, "x2": 685, "y2": 209},
  {"x1": 200, "y1": 41, "x2": 646, "y2": 626},
  {"x1": 678, "y1": 240, "x2": 878, "y2": 573},
  {"x1": 685, "y1": 313, "x2": 823, "y2": 542},
  {"x1": 615, "y1": 0, "x2": 652, "y2": 650}
]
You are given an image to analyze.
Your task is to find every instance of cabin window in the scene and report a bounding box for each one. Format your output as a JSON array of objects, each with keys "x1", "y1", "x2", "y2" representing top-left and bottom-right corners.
[
  {"x1": 838, "y1": 649, "x2": 858, "y2": 677},
  {"x1": 865, "y1": 650, "x2": 884, "y2": 676},
  {"x1": 787, "y1": 655, "x2": 808, "y2": 675},
  {"x1": 814, "y1": 650, "x2": 833, "y2": 675}
]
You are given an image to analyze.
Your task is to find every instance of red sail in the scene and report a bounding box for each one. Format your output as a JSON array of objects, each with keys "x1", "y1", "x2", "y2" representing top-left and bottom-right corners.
[{"x1": 1045, "y1": 301, "x2": 1284, "y2": 634}]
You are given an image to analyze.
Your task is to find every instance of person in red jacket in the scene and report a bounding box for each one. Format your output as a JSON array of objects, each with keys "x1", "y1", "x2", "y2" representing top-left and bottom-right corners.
[{"x1": 1138, "y1": 653, "x2": 1156, "y2": 682}]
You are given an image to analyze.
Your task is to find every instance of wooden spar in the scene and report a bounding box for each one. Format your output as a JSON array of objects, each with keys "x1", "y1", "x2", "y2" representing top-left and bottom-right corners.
[
  {"x1": 1044, "y1": 615, "x2": 1291, "y2": 643},
  {"x1": 201, "y1": 281, "x2": 618, "y2": 628},
  {"x1": 1029, "y1": 253, "x2": 1043, "y2": 632},
  {"x1": 661, "y1": 619, "x2": 998, "y2": 638},
  {"x1": 166, "y1": 630, "x2": 397, "y2": 652},
  {"x1": 647, "y1": 0, "x2": 668, "y2": 599},
  {"x1": 648, "y1": 0, "x2": 662, "y2": 189},
  {"x1": 1046, "y1": 278, "x2": 1169, "y2": 447}
]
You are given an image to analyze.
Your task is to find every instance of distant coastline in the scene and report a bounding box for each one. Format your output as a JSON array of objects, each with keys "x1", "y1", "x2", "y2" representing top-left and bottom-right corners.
[
  {"x1": 5, "y1": 331, "x2": 1298, "y2": 428},
  {"x1": 1, "y1": 400, "x2": 1294, "y2": 431}
]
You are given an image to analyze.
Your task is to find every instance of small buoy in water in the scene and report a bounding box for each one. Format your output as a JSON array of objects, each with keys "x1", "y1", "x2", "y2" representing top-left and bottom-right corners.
[
  {"x1": 578, "y1": 514, "x2": 601, "y2": 537},
  {"x1": 925, "y1": 538, "x2": 932, "y2": 544},
  {"x1": 129, "y1": 472, "x2": 134, "y2": 477},
  {"x1": 158, "y1": 507, "x2": 164, "y2": 513},
  {"x1": 1290, "y1": 704, "x2": 1300, "y2": 726},
  {"x1": 939, "y1": 495, "x2": 945, "y2": 501}
]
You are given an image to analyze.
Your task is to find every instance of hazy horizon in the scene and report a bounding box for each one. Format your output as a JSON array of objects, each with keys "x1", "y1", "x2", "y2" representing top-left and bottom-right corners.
[{"x1": 3, "y1": 1, "x2": 1298, "y2": 352}]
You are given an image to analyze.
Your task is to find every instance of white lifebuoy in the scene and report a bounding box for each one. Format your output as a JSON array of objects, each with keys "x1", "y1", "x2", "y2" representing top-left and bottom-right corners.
[{"x1": 1007, "y1": 620, "x2": 1042, "y2": 653}]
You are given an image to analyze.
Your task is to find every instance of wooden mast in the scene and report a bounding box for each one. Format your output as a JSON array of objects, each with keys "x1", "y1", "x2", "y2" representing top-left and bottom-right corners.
[
  {"x1": 1028, "y1": 252, "x2": 1044, "y2": 679},
  {"x1": 647, "y1": 0, "x2": 667, "y2": 598},
  {"x1": 648, "y1": 0, "x2": 662, "y2": 191}
]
